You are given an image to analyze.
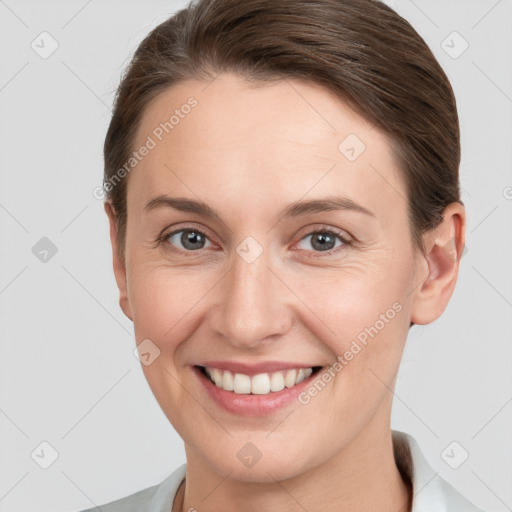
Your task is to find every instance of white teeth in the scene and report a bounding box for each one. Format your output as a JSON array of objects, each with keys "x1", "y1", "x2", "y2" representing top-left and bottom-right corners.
[
  {"x1": 270, "y1": 371, "x2": 285, "y2": 392},
  {"x1": 251, "y1": 373, "x2": 271, "y2": 394},
  {"x1": 284, "y1": 369, "x2": 297, "y2": 388},
  {"x1": 223, "y1": 370, "x2": 234, "y2": 391},
  {"x1": 203, "y1": 366, "x2": 316, "y2": 395},
  {"x1": 295, "y1": 368, "x2": 306, "y2": 384},
  {"x1": 233, "y1": 373, "x2": 251, "y2": 394},
  {"x1": 212, "y1": 368, "x2": 223, "y2": 387},
  {"x1": 296, "y1": 368, "x2": 313, "y2": 383}
]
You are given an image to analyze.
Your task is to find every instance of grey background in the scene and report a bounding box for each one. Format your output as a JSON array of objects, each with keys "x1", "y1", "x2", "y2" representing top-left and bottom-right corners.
[{"x1": 0, "y1": 0, "x2": 511, "y2": 510}]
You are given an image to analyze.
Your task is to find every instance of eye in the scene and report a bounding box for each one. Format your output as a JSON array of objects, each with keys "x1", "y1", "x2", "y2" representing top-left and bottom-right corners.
[
  {"x1": 296, "y1": 227, "x2": 350, "y2": 255},
  {"x1": 162, "y1": 227, "x2": 214, "y2": 252},
  {"x1": 158, "y1": 225, "x2": 350, "y2": 257}
]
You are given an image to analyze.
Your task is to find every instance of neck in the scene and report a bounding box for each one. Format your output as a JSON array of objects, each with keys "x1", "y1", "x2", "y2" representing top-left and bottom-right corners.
[{"x1": 175, "y1": 420, "x2": 411, "y2": 512}]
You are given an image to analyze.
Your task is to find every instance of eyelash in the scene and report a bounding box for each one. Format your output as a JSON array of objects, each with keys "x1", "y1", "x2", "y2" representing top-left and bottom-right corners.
[
  {"x1": 299, "y1": 227, "x2": 352, "y2": 258},
  {"x1": 157, "y1": 225, "x2": 352, "y2": 258}
]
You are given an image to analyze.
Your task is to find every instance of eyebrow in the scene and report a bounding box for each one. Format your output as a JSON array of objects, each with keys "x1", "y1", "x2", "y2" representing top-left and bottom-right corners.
[{"x1": 144, "y1": 195, "x2": 375, "y2": 222}]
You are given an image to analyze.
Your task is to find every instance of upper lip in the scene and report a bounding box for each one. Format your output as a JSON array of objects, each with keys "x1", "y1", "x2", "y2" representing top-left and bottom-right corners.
[{"x1": 196, "y1": 360, "x2": 322, "y2": 376}]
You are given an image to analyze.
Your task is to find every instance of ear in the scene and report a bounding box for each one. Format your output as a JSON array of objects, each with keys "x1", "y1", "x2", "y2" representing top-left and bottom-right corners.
[
  {"x1": 104, "y1": 202, "x2": 133, "y2": 321},
  {"x1": 410, "y1": 202, "x2": 466, "y2": 325}
]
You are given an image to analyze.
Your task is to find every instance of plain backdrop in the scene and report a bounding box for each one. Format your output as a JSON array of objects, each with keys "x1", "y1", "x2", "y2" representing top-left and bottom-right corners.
[{"x1": 0, "y1": 1, "x2": 511, "y2": 511}]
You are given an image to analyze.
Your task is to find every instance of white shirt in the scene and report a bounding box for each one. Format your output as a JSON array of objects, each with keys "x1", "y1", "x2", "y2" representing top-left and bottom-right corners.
[{"x1": 79, "y1": 430, "x2": 484, "y2": 511}]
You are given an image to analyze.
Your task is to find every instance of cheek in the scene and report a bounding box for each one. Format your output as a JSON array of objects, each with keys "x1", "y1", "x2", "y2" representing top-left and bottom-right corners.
[
  {"x1": 126, "y1": 265, "x2": 201, "y2": 348},
  {"x1": 295, "y1": 253, "x2": 413, "y2": 377},
  {"x1": 126, "y1": 266, "x2": 204, "y2": 424}
]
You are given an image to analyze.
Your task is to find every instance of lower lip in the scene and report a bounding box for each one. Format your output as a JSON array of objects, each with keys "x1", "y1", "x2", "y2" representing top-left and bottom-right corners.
[{"x1": 193, "y1": 366, "x2": 320, "y2": 417}]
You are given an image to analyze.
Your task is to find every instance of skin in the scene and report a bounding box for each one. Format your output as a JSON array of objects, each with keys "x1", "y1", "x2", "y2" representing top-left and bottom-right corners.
[{"x1": 106, "y1": 72, "x2": 465, "y2": 512}]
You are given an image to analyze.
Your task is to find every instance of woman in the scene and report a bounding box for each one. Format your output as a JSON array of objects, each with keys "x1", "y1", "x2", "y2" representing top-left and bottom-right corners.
[{"x1": 82, "y1": 0, "x2": 483, "y2": 510}]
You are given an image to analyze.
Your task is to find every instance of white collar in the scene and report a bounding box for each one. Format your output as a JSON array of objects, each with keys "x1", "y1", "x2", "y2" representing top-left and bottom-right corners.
[{"x1": 393, "y1": 430, "x2": 483, "y2": 511}]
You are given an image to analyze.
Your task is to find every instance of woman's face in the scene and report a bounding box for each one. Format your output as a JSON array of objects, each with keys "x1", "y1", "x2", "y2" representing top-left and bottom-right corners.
[{"x1": 111, "y1": 72, "x2": 434, "y2": 481}]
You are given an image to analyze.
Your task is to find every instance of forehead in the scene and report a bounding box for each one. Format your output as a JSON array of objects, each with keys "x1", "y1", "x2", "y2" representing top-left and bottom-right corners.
[{"x1": 128, "y1": 73, "x2": 407, "y2": 226}]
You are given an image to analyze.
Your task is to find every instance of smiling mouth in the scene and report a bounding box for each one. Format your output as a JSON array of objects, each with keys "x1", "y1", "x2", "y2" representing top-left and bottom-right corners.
[{"x1": 196, "y1": 365, "x2": 323, "y2": 395}]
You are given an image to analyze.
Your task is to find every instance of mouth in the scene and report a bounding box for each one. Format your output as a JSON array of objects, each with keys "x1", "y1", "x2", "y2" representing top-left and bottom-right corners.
[{"x1": 195, "y1": 365, "x2": 323, "y2": 395}]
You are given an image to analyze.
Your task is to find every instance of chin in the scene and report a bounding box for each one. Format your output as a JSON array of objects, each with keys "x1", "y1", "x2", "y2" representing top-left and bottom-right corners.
[{"x1": 202, "y1": 444, "x2": 312, "y2": 483}]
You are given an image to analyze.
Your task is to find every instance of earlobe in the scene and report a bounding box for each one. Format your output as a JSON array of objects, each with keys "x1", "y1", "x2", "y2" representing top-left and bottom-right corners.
[
  {"x1": 410, "y1": 202, "x2": 466, "y2": 326},
  {"x1": 104, "y1": 202, "x2": 133, "y2": 322}
]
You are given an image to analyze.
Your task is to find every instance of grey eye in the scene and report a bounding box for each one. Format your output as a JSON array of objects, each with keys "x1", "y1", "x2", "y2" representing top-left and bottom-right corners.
[
  {"x1": 166, "y1": 229, "x2": 212, "y2": 251},
  {"x1": 297, "y1": 231, "x2": 344, "y2": 252}
]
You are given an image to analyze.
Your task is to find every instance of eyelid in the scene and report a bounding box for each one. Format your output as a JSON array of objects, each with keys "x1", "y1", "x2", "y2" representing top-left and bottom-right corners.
[
  {"x1": 291, "y1": 225, "x2": 352, "y2": 257},
  {"x1": 157, "y1": 223, "x2": 352, "y2": 256},
  {"x1": 156, "y1": 225, "x2": 215, "y2": 250},
  {"x1": 295, "y1": 224, "x2": 352, "y2": 243},
  {"x1": 157, "y1": 222, "x2": 213, "y2": 241}
]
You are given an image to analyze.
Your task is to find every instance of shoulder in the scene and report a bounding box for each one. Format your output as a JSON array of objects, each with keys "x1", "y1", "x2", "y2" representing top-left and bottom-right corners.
[
  {"x1": 78, "y1": 484, "x2": 159, "y2": 512},
  {"x1": 431, "y1": 476, "x2": 486, "y2": 512},
  {"x1": 392, "y1": 430, "x2": 485, "y2": 512},
  {"x1": 77, "y1": 464, "x2": 186, "y2": 512}
]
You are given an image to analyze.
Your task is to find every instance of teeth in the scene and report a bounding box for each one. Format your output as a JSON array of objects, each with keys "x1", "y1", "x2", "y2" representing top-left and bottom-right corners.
[
  {"x1": 233, "y1": 373, "x2": 251, "y2": 394},
  {"x1": 270, "y1": 371, "x2": 285, "y2": 392},
  {"x1": 296, "y1": 368, "x2": 306, "y2": 384},
  {"x1": 251, "y1": 373, "x2": 271, "y2": 394},
  {"x1": 212, "y1": 368, "x2": 223, "y2": 387},
  {"x1": 284, "y1": 369, "x2": 296, "y2": 388},
  {"x1": 203, "y1": 366, "x2": 316, "y2": 395},
  {"x1": 223, "y1": 370, "x2": 234, "y2": 391}
]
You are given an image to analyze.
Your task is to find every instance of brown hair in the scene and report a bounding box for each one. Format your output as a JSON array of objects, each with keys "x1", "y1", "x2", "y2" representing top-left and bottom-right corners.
[{"x1": 103, "y1": 0, "x2": 462, "y2": 261}]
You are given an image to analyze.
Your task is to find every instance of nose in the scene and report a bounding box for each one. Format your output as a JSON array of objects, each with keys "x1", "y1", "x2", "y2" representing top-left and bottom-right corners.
[{"x1": 207, "y1": 244, "x2": 293, "y2": 350}]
